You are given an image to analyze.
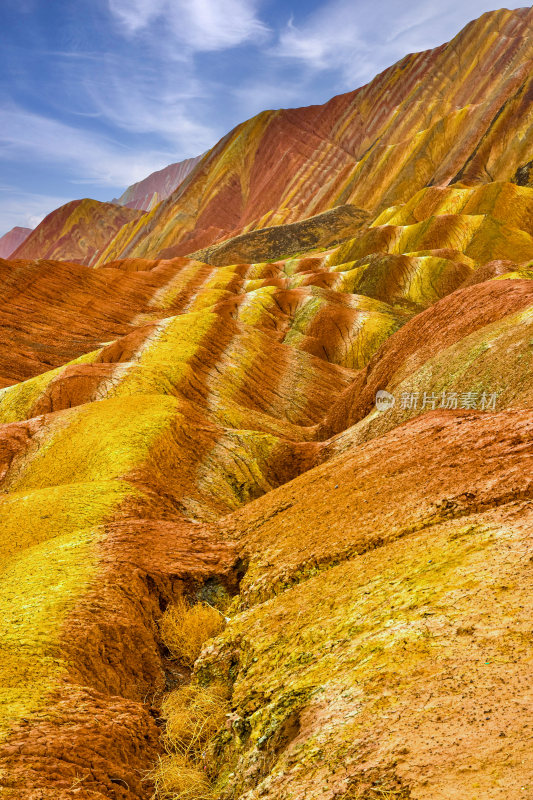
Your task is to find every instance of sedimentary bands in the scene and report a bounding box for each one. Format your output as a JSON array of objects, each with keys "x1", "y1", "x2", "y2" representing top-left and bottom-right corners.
[{"x1": 0, "y1": 7, "x2": 532, "y2": 800}]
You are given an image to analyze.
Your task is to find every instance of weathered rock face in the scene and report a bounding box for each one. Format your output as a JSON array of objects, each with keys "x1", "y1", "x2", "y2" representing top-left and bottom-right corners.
[
  {"x1": 0, "y1": 7, "x2": 532, "y2": 800},
  {"x1": 187, "y1": 205, "x2": 370, "y2": 266},
  {"x1": 0, "y1": 226, "x2": 32, "y2": 258},
  {"x1": 113, "y1": 156, "x2": 205, "y2": 211},
  {"x1": 206, "y1": 409, "x2": 533, "y2": 800},
  {"x1": 12, "y1": 199, "x2": 143, "y2": 265}
]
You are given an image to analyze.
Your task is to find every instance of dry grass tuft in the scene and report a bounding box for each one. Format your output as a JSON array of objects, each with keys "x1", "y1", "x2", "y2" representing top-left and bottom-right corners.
[
  {"x1": 162, "y1": 683, "x2": 229, "y2": 757},
  {"x1": 160, "y1": 597, "x2": 226, "y2": 667},
  {"x1": 152, "y1": 599, "x2": 229, "y2": 799},
  {"x1": 150, "y1": 753, "x2": 213, "y2": 800}
]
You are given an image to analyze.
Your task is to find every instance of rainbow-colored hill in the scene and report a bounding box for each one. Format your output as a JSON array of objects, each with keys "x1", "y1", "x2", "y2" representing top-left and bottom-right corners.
[{"x1": 0, "y1": 7, "x2": 532, "y2": 800}]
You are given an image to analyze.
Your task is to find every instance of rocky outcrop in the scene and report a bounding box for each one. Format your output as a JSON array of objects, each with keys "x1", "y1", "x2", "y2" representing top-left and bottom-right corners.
[{"x1": 187, "y1": 205, "x2": 369, "y2": 265}]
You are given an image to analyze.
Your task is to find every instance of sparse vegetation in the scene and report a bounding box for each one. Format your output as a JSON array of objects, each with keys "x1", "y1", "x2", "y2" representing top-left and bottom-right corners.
[
  {"x1": 160, "y1": 597, "x2": 226, "y2": 667},
  {"x1": 152, "y1": 601, "x2": 230, "y2": 799},
  {"x1": 150, "y1": 753, "x2": 213, "y2": 800},
  {"x1": 343, "y1": 777, "x2": 411, "y2": 799},
  {"x1": 162, "y1": 683, "x2": 229, "y2": 758}
]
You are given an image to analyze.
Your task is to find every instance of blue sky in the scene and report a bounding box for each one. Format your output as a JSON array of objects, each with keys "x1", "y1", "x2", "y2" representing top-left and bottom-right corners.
[{"x1": 0, "y1": 0, "x2": 525, "y2": 234}]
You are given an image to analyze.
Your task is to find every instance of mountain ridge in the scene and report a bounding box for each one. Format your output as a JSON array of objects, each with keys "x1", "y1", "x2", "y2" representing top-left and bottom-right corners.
[
  {"x1": 0, "y1": 226, "x2": 32, "y2": 258},
  {"x1": 94, "y1": 6, "x2": 533, "y2": 264},
  {"x1": 11, "y1": 198, "x2": 143, "y2": 264},
  {"x1": 112, "y1": 155, "x2": 205, "y2": 211}
]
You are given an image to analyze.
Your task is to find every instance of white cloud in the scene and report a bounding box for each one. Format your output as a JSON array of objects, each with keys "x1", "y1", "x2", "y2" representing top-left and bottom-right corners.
[
  {"x1": 0, "y1": 189, "x2": 72, "y2": 235},
  {"x1": 108, "y1": 0, "x2": 269, "y2": 52},
  {"x1": 78, "y1": 54, "x2": 215, "y2": 148},
  {"x1": 273, "y1": 1, "x2": 372, "y2": 85},
  {"x1": 272, "y1": 0, "x2": 527, "y2": 89},
  {"x1": 275, "y1": 6, "x2": 365, "y2": 75},
  {"x1": 28, "y1": 213, "x2": 45, "y2": 228},
  {"x1": 107, "y1": 0, "x2": 161, "y2": 33},
  {"x1": 0, "y1": 105, "x2": 209, "y2": 187}
]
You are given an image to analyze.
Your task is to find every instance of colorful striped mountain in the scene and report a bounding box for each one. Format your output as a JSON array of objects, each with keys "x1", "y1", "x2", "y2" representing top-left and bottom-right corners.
[
  {"x1": 0, "y1": 7, "x2": 532, "y2": 800},
  {"x1": 12, "y1": 199, "x2": 143, "y2": 265}
]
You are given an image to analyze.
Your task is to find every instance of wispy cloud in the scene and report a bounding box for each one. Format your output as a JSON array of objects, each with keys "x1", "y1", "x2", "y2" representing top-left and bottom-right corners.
[
  {"x1": 0, "y1": 0, "x2": 526, "y2": 237},
  {"x1": 0, "y1": 106, "x2": 180, "y2": 186},
  {"x1": 274, "y1": 5, "x2": 365, "y2": 76},
  {"x1": 0, "y1": 187, "x2": 72, "y2": 232},
  {"x1": 108, "y1": 0, "x2": 270, "y2": 52},
  {"x1": 78, "y1": 54, "x2": 216, "y2": 148},
  {"x1": 271, "y1": 0, "x2": 525, "y2": 89}
]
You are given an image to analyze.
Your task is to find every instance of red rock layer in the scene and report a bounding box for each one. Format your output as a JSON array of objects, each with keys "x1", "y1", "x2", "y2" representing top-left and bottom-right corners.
[{"x1": 0, "y1": 256, "x2": 178, "y2": 385}]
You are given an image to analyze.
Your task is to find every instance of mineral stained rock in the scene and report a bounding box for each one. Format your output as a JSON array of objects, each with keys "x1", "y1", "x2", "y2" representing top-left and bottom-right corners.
[{"x1": 0, "y1": 7, "x2": 532, "y2": 800}]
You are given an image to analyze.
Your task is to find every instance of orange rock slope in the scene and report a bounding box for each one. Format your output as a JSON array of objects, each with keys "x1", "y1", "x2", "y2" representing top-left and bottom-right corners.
[{"x1": 0, "y1": 7, "x2": 532, "y2": 800}]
